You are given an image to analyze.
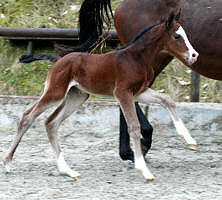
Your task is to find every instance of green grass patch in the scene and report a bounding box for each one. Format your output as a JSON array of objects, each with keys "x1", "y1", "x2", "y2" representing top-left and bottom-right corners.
[{"x1": 0, "y1": 0, "x2": 222, "y2": 102}]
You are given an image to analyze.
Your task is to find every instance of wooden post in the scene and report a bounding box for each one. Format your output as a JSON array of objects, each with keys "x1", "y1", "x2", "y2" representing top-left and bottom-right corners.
[
  {"x1": 27, "y1": 41, "x2": 33, "y2": 55},
  {"x1": 190, "y1": 70, "x2": 200, "y2": 102},
  {"x1": 145, "y1": 105, "x2": 149, "y2": 118}
]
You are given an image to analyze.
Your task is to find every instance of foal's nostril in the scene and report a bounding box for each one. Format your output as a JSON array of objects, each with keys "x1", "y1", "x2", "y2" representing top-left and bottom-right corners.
[{"x1": 192, "y1": 53, "x2": 197, "y2": 58}]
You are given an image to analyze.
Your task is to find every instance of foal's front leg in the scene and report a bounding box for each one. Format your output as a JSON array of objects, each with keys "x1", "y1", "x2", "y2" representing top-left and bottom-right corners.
[
  {"x1": 119, "y1": 103, "x2": 153, "y2": 162},
  {"x1": 116, "y1": 92, "x2": 154, "y2": 181},
  {"x1": 136, "y1": 88, "x2": 197, "y2": 148}
]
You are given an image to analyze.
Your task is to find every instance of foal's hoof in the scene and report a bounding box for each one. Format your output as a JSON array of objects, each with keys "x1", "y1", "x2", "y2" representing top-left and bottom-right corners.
[
  {"x1": 136, "y1": 168, "x2": 155, "y2": 182},
  {"x1": 72, "y1": 171, "x2": 81, "y2": 180},
  {"x1": 147, "y1": 177, "x2": 155, "y2": 182},
  {"x1": 73, "y1": 174, "x2": 80, "y2": 180},
  {"x1": 188, "y1": 144, "x2": 197, "y2": 151},
  {"x1": 143, "y1": 173, "x2": 155, "y2": 182},
  {"x1": 3, "y1": 158, "x2": 12, "y2": 173},
  {"x1": 60, "y1": 170, "x2": 81, "y2": 180}
]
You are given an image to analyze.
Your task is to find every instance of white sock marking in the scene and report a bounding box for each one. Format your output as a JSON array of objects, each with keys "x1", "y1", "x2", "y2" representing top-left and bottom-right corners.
[
  {"x1": 57, "y1": 153, "x2": 80, "y2": 179},
  {"x1": 135, "y1": 156, "x2": 154, "y2": 181},
  {"x1": 172, "y1": 116, "x2": 197, "y2": 145}
]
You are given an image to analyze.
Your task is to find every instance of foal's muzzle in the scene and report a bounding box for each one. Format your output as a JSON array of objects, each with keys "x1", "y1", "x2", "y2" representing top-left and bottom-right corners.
[{"x1": 186, "y1": 51, "x2": 199, "y2": 66}]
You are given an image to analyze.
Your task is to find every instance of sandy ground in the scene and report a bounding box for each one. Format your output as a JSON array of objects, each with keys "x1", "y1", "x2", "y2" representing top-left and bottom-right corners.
[{"x1": 0, "y1": 100, "x2": 221, "y2": 200}]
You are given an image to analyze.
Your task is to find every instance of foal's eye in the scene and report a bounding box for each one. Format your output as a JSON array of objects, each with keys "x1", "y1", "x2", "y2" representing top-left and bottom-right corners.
[{"x1": 173, "y1": 33, "x2": 181, "y2": 40}]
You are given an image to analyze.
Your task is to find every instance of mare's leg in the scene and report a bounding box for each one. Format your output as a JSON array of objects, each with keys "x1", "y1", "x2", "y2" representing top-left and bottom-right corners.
[
  {"x1": 116, "y1": 91, "x2": 154, "y2": 181},
  {"x1": 45, "y1": 87, "x2": 89, "y2": 179},
  {"x1": 136, "y1": 88, "x2": 197, "y2": 147},
  {"x1": 135, "y1": 102, "x2": 153, "y2": 155},
  {"x1": 119, "y1": 107, "x2": 134, "y2": 161},
  {"x1": 119, "y1": 103, "x2": 153, "y2": 161}
]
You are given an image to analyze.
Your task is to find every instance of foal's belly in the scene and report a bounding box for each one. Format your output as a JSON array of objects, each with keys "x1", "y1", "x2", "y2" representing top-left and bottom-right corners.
[{"x1": 75, "y1": 82, "x2": 114, "y2": 97}]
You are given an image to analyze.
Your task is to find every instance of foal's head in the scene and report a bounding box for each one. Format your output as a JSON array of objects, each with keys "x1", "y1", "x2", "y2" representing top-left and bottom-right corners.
[{"x1": 163, "y1": 11, "x2": 199, "y2": 66}]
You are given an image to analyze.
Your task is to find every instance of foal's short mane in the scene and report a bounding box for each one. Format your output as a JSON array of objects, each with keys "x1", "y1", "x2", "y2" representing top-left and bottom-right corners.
[{"x1": 118, "y1": 18, "x2": 165, "y2": 50}]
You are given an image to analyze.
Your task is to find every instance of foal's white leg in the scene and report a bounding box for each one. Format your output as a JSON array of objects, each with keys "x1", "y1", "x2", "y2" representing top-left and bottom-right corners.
[
  {"x1": 45, "y1": 87, "x2": 89, "y2": 179},
  {"x1": 136, "y1": 88, "x2": 197, "y2": 147},
  {"x1": 116, "y1": 94, "x2": 154, "y2": 181}
]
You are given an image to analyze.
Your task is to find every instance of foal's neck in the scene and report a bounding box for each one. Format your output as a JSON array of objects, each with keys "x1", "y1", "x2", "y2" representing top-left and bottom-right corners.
[{"x1": 127, "y1": 24, "x2": 165, "y2": 66}]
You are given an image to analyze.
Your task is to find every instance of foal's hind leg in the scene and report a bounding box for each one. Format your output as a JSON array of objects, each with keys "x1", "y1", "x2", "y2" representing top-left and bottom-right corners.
[
  {"x1": 45, "y1": 87, "x2": 89, "y2": 179},
  {"x1": 4, "y1": 103, "x2": 36, "y2": 171},
  {"x1": 4, "y1": 95, "x2": 62, "y2": 172},
  {"x1": 4, "y1": 78, "x2": 71, "y2": 172},
  {"x1": 136, "y1": 88, "x2": 197, "y2": 148}
]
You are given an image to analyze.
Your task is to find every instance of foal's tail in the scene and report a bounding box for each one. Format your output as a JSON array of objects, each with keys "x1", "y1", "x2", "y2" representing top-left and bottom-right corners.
[
  {"x1": 56, "y1": 0, "x2": 113, "y2": 57},
  {"x1": 19, "y1": 53, "x2": 57, "y2": 63}
]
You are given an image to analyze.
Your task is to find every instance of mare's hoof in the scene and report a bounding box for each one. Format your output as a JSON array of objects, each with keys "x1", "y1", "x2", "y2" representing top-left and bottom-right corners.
[{"x1": 120, "y1": 151, "x2": 134, "y2": 162}]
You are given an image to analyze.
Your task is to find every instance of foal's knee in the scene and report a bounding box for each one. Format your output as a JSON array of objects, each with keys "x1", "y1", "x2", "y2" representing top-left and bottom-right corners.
[
  {"x1": 18, "y1": 113, "x2": 33, "y2": 132},
  {"x1": 45, "y1": 118, "x2": 56, "y2": 133},
  {"x1": 128, "y1": 124, "x2": 142, "y2": 140},
  {"x1": 161, "y1": 94, "x2": 176, "y2": 109}
]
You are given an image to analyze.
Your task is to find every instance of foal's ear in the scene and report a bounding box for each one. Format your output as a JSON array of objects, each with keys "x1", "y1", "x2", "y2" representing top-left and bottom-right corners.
[
  {"x1": 166, "y1": 11, "x2": 175, "y2": 31},
  {"x1": 175, "y1": 8, "x2": 181, "y2": 21}
]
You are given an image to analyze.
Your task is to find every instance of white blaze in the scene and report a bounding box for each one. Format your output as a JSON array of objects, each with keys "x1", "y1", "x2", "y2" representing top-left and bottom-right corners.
[{"x1": 176, "y1": 26, "x2": 199, "y2": 64}]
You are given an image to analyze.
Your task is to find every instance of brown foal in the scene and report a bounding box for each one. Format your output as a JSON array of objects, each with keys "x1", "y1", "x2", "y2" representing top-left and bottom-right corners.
[{"x1": 4, "y1": 13, "x2": 198, "y2": 181}]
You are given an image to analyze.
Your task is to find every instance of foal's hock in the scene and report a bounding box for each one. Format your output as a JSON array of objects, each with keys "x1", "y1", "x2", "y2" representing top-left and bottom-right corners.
[{"x1": 4, "y1": 13, "x2": 198, "y2": 181}]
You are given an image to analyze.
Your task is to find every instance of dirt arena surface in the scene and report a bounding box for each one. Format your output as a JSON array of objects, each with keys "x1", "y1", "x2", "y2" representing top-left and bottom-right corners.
[{"x1": 0, "y1": 99, "x2": 221, "y2": 200}]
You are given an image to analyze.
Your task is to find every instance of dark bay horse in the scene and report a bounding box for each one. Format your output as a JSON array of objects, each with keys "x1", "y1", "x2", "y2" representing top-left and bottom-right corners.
[
  {"x1": 114, "y1": 0, "x2": 222, "y2": 79},
  {"x1": 55, "y1": 0, "x2": 221, "y2": 162},
  {"x1": 5, "y1": 14, "x2": 198, "y2": 181},
  {"x1": 115, "y1": 0, "x2": 222, "y2": 159}
]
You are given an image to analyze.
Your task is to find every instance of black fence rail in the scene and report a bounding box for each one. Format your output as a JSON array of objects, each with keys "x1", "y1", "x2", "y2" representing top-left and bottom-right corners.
[
  {"x1": 0, "y1": 27, "x2": 119, "y2": 40},
  {"x1": 0, "y1": 27, "x2": 200, "y2": 102}
]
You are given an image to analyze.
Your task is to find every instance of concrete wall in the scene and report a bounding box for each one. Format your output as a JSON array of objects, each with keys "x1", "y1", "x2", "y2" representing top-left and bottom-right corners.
[
  {"x1": 0, "y1": 97, "x2": 222, "y2": 135},
  {"x1": 149, "y1": 103, "x2": 222, "y2": 135}
]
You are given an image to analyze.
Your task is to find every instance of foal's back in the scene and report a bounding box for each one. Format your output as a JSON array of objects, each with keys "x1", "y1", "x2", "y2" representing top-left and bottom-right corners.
[
  {"x1": 51, "y1": 51, "x2": 121, "y2": 97},
  {"x1": 50, "y1": 49, "x2": 148, "y2": 97}
]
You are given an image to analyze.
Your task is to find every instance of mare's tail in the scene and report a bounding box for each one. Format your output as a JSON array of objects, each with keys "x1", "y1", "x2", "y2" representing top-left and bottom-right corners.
[
  {"x1": 19, "y1": 54, "x2": 57, "y2": 63},
  {"x1": 19, "y1": 0, "x2": 113, "y2": 63},
  {"x1": 56, "y1": 0, "x2": 113, "y2": 57}
]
